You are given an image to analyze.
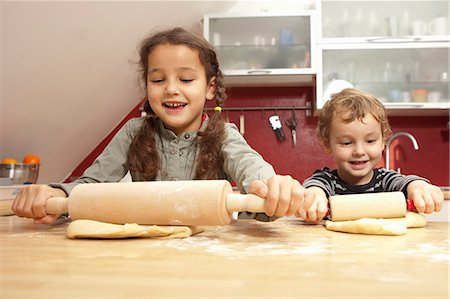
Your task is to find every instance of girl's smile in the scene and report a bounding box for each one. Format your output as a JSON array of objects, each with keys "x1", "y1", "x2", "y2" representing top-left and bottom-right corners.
[{"x1": 163, "y1": 102, "x2": 187, "y2": 109}]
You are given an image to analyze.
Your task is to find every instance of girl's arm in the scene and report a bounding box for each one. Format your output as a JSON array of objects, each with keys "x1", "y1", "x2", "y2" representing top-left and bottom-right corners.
[
  {"x1": 248, "y1": 175, "x2": 304, "y2": 217},
  {"x1": 51, "y1": 118, "x2": 142, "y2": 194},
  {"x1": 12, "y1": 118, "x2": 142, "y2": 224},
  {"x1": 12, "y1": 185, "x2": 67, "y2": 224},
  {"x1": 221, "y1": 123, "x2": 276, "y2": 192},
  {"x1": 221, "y1": 124, "x2": 305, "y2": 217}
]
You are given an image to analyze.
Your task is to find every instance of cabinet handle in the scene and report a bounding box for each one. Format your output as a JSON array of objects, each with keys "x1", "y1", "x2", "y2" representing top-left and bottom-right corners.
[
  {"x1": 366, "y1": 37, "x2": 420, "y2": 43},
  {"x1": 383, "y1": 103, "x2": 426, "y2": 108},
  {"x1": 247, "y1": 69, "x2": 272, "y2": 74}
]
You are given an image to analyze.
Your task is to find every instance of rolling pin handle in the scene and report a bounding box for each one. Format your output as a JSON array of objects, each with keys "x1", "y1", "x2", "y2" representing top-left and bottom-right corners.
[
  {"x1": 45, "y1": 197, "x2": 69, "y2": 215},
  {"x1": 226, "y1": 193, "x2": 266, "y2": 213},
  {"x1": 406, "y1": 199, "x2": 416, "y2": 212}
]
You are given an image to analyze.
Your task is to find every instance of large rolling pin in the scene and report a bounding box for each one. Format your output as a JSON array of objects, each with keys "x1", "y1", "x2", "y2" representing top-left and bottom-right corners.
[
  {"x1": 45, "y1": 180, "x2": 265, "y2": 226},
  {"x1": 328, "y1": 192, "x2": 416, "y2": 221}
]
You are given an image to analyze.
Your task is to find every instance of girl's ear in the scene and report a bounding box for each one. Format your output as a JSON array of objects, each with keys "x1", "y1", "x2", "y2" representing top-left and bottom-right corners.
[{"x1": 206, "y1": 77, "x2": 216, "y2": 101}]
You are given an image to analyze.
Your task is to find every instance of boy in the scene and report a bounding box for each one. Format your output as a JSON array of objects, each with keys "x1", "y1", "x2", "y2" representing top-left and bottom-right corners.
[{"x1": 299, "y1": 88, "x2": 443, "y2": 223}]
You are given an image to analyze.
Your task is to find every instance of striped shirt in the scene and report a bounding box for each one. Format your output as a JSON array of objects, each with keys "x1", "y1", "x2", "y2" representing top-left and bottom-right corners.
[{"x1": 303, "y1": 167, "x2": 429, "y2": 198}]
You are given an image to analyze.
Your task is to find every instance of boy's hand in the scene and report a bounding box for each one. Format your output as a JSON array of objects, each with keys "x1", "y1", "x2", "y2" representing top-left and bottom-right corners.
[
  {"x1": 11, "y1": 185, "x2": 67, "y2": 224},
  {"x1": 249, "y1": 175, "x2": 305, "y2": 217},
  {"x1": 407, "y1": 180, "x2": 444, "y2": 214},
  {"x1": 296, "y1": 187, "x2": 329, "y2": 224}
]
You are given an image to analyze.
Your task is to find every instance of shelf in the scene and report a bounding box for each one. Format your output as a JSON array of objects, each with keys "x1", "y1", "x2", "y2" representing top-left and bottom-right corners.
[
  {"x1": 319, "y1": 36, "x2": 450, "y2": 45},
  {"x1": 217, "y1": 44, "x2": 311, "y2": 71},
  {"x1": 223, "y1": 74, "x2": 315, "y2": 87},
  {"x1": 215, "y1": 44, "x2": 309, "y2": 50}
]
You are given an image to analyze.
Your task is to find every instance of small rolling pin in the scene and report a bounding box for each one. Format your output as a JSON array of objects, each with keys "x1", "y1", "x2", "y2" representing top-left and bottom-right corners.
[
  {"x1": 45, "y1": 180, "x2": 265, "y2": 226},
  {"x1": 328, "y1": 192, "x2": 416, "y2": 221}
]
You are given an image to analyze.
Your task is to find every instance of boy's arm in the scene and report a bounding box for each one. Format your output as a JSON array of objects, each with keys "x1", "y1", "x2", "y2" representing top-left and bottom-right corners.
[
  {"x1": 296, "y1": 186, "x2": 329, "y2": 224},
  {"x1": 406, "y1": 180, "x2": 444, "y2": 213},
  {"x1": 379, "y1": 169, "x2": 442, "y2": 214}
]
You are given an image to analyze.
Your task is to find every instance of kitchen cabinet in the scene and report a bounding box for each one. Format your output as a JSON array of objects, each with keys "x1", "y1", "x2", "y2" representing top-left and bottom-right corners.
[
  {"x1": 317, "y1": 0, "x2": 450, "y2": 115},
  {"x1": 203, "y1": 12, "x2": 316, "y2": 86}
]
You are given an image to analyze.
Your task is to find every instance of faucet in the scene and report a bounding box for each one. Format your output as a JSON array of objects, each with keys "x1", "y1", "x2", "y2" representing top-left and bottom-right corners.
[{"x1": 385, "y1": 131, "x2": 419, "y2": 170}]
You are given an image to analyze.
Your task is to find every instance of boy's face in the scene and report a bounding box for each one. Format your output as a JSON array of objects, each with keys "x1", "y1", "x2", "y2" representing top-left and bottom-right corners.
[
  {"x1": 146, "y1": 44, "x2": 215, "y2": 136},
  {"x1": 325, "y1": 113, "x2": 385, "y2": 185}
]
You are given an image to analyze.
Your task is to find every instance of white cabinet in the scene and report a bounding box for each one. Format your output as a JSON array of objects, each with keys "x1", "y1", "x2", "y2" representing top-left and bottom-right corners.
[
  {"x1": 317, "y1": 0, "x2": 450, "y2": 115},
  {"x1": 203, "y1": 13, "x2": 316, "y2": 86}
]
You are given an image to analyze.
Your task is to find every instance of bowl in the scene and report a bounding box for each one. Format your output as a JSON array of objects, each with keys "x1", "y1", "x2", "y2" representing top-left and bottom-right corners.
[{"x1": 0, "y1": 163, "x2": 40, "y2": 185}]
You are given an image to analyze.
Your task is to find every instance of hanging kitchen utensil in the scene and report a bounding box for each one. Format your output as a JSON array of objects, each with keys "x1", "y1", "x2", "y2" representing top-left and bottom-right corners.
[
  {"x1": 239, "y1": 110, "x2": 245, "y2": 135},
  {"x1": 268, "y1": 114, "x2": 286, "y2": 142},
  {"x1": 285, "y1": 110, "x2": 298, "y2": 147}
]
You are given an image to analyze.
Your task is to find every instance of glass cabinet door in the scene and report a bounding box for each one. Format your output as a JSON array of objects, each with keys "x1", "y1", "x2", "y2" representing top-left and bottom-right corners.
[
  {"x1": 317, "y1": 0, "x2": 449, "y2": 115},
  {"x1": 321, "y1": 0, "x2": 449, "y2": 40},
  {"x1": 203, "y1": 13, "x2": 316, "y2": 77},
  {"x1": 317, "y1": 42, "x2": 450, "y2": 113}
]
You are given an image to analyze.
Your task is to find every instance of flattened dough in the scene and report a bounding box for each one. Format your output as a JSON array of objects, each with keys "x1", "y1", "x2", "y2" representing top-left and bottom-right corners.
[
  {"x1": 66, "y1": 219, "x2": 204, "y2": 239},
  {"x1": 325, "y1": 212, "x2": 427, "y2": 236},
  {"x1": 403, "y1": 211, "x2": 427, "y2": 228}
]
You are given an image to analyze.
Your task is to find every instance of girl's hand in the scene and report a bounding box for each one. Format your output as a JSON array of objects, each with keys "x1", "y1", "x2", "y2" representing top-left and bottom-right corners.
[
  {"x1": 295, "y1": 187, "x2": 329, "y2": 224},
  {"x1": 248, "y1": 175, "x2": 305, "y2": 217},
  {"x1": 11, "y1": 185, "x2": 67, "y2": 224},
  {"x1": 407, "y1": 180, "x2": 444, "y2": 214}
]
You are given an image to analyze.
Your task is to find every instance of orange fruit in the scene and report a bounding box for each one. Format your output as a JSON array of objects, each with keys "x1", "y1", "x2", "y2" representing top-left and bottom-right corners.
[
  {"x1": 1, "y1": 158, "x2": 17, "y2": 164},
  {"x1": 23, "y1": 154, "x2": 40, "y2": 164}
]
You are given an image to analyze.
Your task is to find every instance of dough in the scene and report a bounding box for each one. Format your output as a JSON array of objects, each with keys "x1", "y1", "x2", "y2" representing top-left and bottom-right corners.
[
  {"x1": 324, "y1": 212, "x2": 427, "y2": 236},
  {"x1": 403, "y1": 211, "x2": 427, "y2": 228},
  {"x1": 66, "y1": 219, "x2": 204, "y2": 239}
]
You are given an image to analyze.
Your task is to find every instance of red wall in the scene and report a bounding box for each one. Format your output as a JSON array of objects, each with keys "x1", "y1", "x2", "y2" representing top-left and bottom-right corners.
[{"x1": 67, "y1": 87, "x2": 450, "y2": 186}]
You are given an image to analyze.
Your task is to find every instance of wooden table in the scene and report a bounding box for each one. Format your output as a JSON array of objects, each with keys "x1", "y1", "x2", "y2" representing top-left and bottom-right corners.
[{"x1": 1, "y1": 216, "x2": 448, "y2": 299}]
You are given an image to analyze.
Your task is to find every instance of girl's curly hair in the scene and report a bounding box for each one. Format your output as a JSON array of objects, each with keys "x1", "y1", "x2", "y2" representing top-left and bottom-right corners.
[{"x1": 128, "y1": 27, "x2": 227, "y2": 180}]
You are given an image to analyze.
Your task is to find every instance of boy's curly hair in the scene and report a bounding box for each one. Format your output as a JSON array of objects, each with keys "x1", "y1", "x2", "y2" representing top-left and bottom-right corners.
[{"x1": 317, "y1": 88, "x2": 392, "y2": 148}]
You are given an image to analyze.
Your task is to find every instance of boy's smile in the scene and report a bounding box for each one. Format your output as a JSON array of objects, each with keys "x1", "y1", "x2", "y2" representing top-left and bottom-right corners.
[{"x1": 349, "y1": 160, "x2": 369, "y2": 169}]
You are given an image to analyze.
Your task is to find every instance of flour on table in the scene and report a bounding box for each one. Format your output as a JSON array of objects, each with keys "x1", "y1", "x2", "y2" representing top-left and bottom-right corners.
[{"x1": 66, "y1": 219, "x2": 204, "y2": 239}]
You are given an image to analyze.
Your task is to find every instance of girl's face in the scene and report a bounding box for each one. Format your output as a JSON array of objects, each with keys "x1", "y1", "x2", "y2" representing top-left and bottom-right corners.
[
  {"x1": 325, "y1": 113, "x2": 385, "y2": 185},
  {"x1": 146, "y1": 44, "x2": 215, "y2": 136}
]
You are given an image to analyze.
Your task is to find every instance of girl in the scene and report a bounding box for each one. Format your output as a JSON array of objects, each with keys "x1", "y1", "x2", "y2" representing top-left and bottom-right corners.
[{"x1": 12, "y1": 28, "x2": 305, "y2": 224}]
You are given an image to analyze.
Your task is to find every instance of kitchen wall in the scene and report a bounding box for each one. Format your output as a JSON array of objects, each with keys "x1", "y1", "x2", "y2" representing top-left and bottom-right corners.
[
  {"x1": 225, "y1": 87, "x2": 449, "y2": 186},
  {"x1": 1, "y1": 0, "x2": 313, "y2": 183},
  {"x1": 67, "y1": 86, "x2": 450, "y2": 186},
  {"x1": 1, "y1": 1, "x2": 448, "y2": 186}
]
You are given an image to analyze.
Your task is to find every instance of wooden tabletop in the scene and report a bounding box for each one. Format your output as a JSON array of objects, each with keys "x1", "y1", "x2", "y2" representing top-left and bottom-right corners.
[{"x1": 1, "y1": 216, "x2": 448, "y2": 299}]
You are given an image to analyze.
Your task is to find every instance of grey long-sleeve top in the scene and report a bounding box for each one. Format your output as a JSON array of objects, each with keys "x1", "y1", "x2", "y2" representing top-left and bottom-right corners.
[{"x1": 52, "y1": 116, "x2": 276, "y2": 196}]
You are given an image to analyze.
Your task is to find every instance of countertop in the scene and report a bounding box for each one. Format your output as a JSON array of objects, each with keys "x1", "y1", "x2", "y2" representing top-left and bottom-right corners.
[{"x1": 1, "y1": 216, "x2": 448, "y2": 298}]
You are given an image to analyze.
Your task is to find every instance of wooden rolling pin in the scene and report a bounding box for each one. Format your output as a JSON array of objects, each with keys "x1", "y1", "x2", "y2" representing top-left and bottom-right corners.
[
  {"x1": 328, "y1": 191, "x2": 415, "y2": 221},
  {"x1": 45, "y1": 180, "x2": 266, "y2": 226},
  {"x1": 45, "y1": 180, "x2": 414, "y2": 225}
]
